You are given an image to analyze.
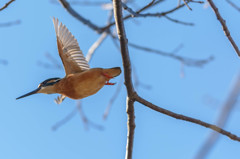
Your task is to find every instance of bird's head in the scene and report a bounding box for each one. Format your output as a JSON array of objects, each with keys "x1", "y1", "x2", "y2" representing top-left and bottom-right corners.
[{"x1": 16, "y1": 78, "x2": 61, "y2": 100}]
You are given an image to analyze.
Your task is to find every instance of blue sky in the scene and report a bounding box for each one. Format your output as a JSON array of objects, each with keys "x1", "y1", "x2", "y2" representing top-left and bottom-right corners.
[{"x1": 1, "y1": 0, "x2": 240, "y2": 159}]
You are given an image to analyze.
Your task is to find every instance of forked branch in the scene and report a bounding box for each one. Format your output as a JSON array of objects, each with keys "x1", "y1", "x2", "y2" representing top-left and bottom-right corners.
[
  {"x1": 112, "y1": 2, "x2": 240, "y2": 159},
  {"x1": 0, "y1": 0, "x2": 15, "y2": 11}
]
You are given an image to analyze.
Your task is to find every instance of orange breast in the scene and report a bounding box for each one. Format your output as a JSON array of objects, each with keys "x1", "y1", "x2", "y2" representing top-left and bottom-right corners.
[{"x1": 55, "y1": 68, "x2": 107, "y2": 99}]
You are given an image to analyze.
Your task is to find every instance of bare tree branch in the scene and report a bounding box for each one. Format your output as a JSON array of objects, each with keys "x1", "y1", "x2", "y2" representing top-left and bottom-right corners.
[
  {"x1": 54, "y1": 1, "x2": 240, "y2": 158},
  {"x1": 226, "y1": 0, "x2": 240, "y2": 12},
  {"x1": 129, "y1": 1, "x2": 203, "y2": 18},
  {"x1": 207, "y1": 0, "x2": 240, "y2": 57},
  {"x1": 110, "y1": 33, "x2": 121, "y2": 50},
  {"x1": 37, "y1": 61, "x2": 59, "y2": 69},
  {"x1": 0, "y1": 0, "x2": 15, "y2": 11},
  {"x1": 52, "y1": 107, "x2": 78, "y2": 131},
  {"x1": 57, "y1": 0, "x2": 198, "y2": 33},
  {"x1": 86, "y1": 10, "x2": 114, "y2": 62},
  {"x1": 52, "y1": 101, "x2": 104, "y2": 131},
  {"x1": 178, "y1": 0, "x2": 181, "y2": 6},
  {"x1": 102, "y1": 0, "x2": 164, "y2": 32},
  {"x1": 111, "y1": 30, "x2": 211, "y2": 68},
  {"x1": 195, "y1": 71, "x2": 240, "y2": 159},
  {"x1": 76, "y1": 101, "x2": 104, "y2": 130},
  {"x1": 163, "y1": 15, "x2": 194, "y2": 26},
  {"x1": 51, "y1": 0, "x2": 108, "y2": 6},
  {"x1": 103, "y1": 76, "x2": 123, "y2": 120},
  {"x1": 122, "y1": 1, "x2": 194, "y2": 26},
  {"x1": 45, "y1": 52, "x2": 62, "y2": 69},
  {"x1": 134, "y1": 94, "x2": 240, "y2": 142},
  {"x1": 86, "y1": 32, "x2": 108, "y2": 62},
  {"x1": 128, "y1": 42, "x2": 213, "y2": 67},
  {"x1": 37, "y1": 52, "x2": 62, "y2": 70},
  {"x1": 171, "y1": 43, "x2": 184, "y2": 54},
  {"x1": 0, "y1": 20, "x2": 20, "y2": 27},
  {"x1": 113, "y1": 0, "x2": 136, "y2": 158},
  {"x1": 122, "y1": 2, "x2": 138, "y2": 17},
  {"x1": 183, "y1": 0, "x2": 193, "y2": 10},
  {"x1": 132, "y1": 65, "x2": 151, "y2": 90},
  {"x1": 58, "y1": 0, "x2": 102, "y2": 33},
  {"x1": 113, "y1": 3, "x2": 135, "y2": 95},
  {"x1": 111, "y1": 1, "x2": 238, "y2": 154},
  {"x1": 125, "y1": 97, "x2": 135, "y2": 159},
  {"x1": 110, "y1": 30, "x2": 211, "y2": 68}
]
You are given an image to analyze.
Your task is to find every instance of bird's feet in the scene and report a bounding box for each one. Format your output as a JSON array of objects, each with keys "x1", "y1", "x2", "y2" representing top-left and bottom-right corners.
[
  {"x1": 102, "y1": 72, "x2": 115, "y2": 85},
  {"x1": 105, "y1": 81, "x2": 116, "y2": 85}
]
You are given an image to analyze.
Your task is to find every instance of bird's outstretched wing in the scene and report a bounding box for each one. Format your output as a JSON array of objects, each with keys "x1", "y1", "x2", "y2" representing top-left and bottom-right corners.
[{"x1": 52, "y1": 17, "x2": 90, "y2": 75}]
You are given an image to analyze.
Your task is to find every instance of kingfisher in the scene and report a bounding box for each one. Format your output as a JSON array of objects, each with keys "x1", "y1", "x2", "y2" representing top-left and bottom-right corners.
[{"x1": 16, "y1": 17, "x2": 121, "y2": 104}]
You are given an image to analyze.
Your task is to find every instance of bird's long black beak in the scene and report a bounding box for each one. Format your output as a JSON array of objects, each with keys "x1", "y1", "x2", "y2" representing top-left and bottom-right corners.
[{"x1": 16, "y1": 87, "x2": 41, "y2": 100}]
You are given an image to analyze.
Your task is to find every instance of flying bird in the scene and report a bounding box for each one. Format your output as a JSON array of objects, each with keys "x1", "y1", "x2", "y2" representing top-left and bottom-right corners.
[{"x1": 16, "y1": 17, "x2": 121, "y2": 104}]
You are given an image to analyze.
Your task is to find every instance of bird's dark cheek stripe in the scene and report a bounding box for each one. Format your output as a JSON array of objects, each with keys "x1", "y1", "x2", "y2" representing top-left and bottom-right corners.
[{"x1": 45, "y1": 80, "x2": 61, "y2": 86}]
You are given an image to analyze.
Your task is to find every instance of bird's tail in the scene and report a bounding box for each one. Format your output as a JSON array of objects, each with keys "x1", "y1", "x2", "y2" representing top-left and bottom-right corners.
[{"x1": 103, "y1": 67, "x2": 121, "y2": 78}]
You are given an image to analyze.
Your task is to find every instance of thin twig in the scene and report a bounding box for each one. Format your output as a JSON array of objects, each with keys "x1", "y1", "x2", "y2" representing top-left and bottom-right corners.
[
  {"x1": 122, "y1": 2, "x2": 138, "y2": 17},
  {"x1": 171, "y1": 43, "x2": 184, "y2": 54},
  {"x1": 0, "y1": 20, "x2": 21, "y2": 27},
  {"x1": 180, "y1": 62, "x2": 185, "y2": 78},
  {"x1": 109, "y1": 31, "x2": 122, "y2": 50},
  {"x1": 57, "y1": 0, "x2": 168, "y2": 33},
  {"x1": 226, "y1": 0, "x2": 240, "y2": 12},
  {"x1": 132, "y1": 65, "x2": 151, "y2": 90},
  {"x1": 86, "y1": 32, "x2": 108, "y2": 62},
  {"x1": 183, "y1": 0, "x2": 192, "y2": 10},
  {"x1": 103, "y1": 76, "x2": 123, "y2": 120},
  {"x1": 45, "y1": 52, "x2": 62, "y2": 69},
  {"x1": 129, "y1": 1, "x2": 190, "y2": 18},
  {"x1": 52, "y1": 107, "x2": 78, "y2": 131},
  {"x1": 113, "y1": 0, "x2": 203, "y2": 22},
  {"x1": 76, "y1": 101, "x2": 104, "y2": 130},
  {"x1": 51, "y1": 0, "x2": 107, "y2": 6},
  {"x1": 207, "y1": 0, "x2": 240, "y2": 57},
  {"x1": 122, "y1": 1, "x2": 194, "y2": 26},
  {"x1": 134, "y1": 94, "x2": 240, "y2": 142},
  {"x1": 52, "y1": 101, "x2": 104, "y2": 131},
  {"x1": 102, "y1": 0, "x2": 164, "y2": 32},
  {"x1": 37, "y1": 61, "x2": 59, "y2": 69},
  {"x1": 129, "y1": 42, "x2": 213, "y2": 67},
  {"x1": 178, "y1": 0, "x2": 181, "y2": 6},
  {"x1": 58, "y1": 0, "x2": 102, "y2": 33},
  {"x1": 111, "y1": 32, "x2": 211, "y2": 67},
  {"x1": 0, "y1": 0, "x2": 15, "y2": 11},
  {"x1": 86, "y1": 10, "x2": 113, "y2": 62},
  {"x1": 195, "y1": 72, "x2": 240, "y2": 159},
  {"x1": 164, "y1": 15, "x2": 194, "y2": 26},
  {"x1": 38, "y1": 52, "x2": 62, "y2": 70}
]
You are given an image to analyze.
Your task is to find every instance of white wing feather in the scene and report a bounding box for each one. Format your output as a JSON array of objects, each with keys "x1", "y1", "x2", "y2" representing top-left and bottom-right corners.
[{"x1": 52, "y1": 17, "x2": 90, "y2": 72}]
